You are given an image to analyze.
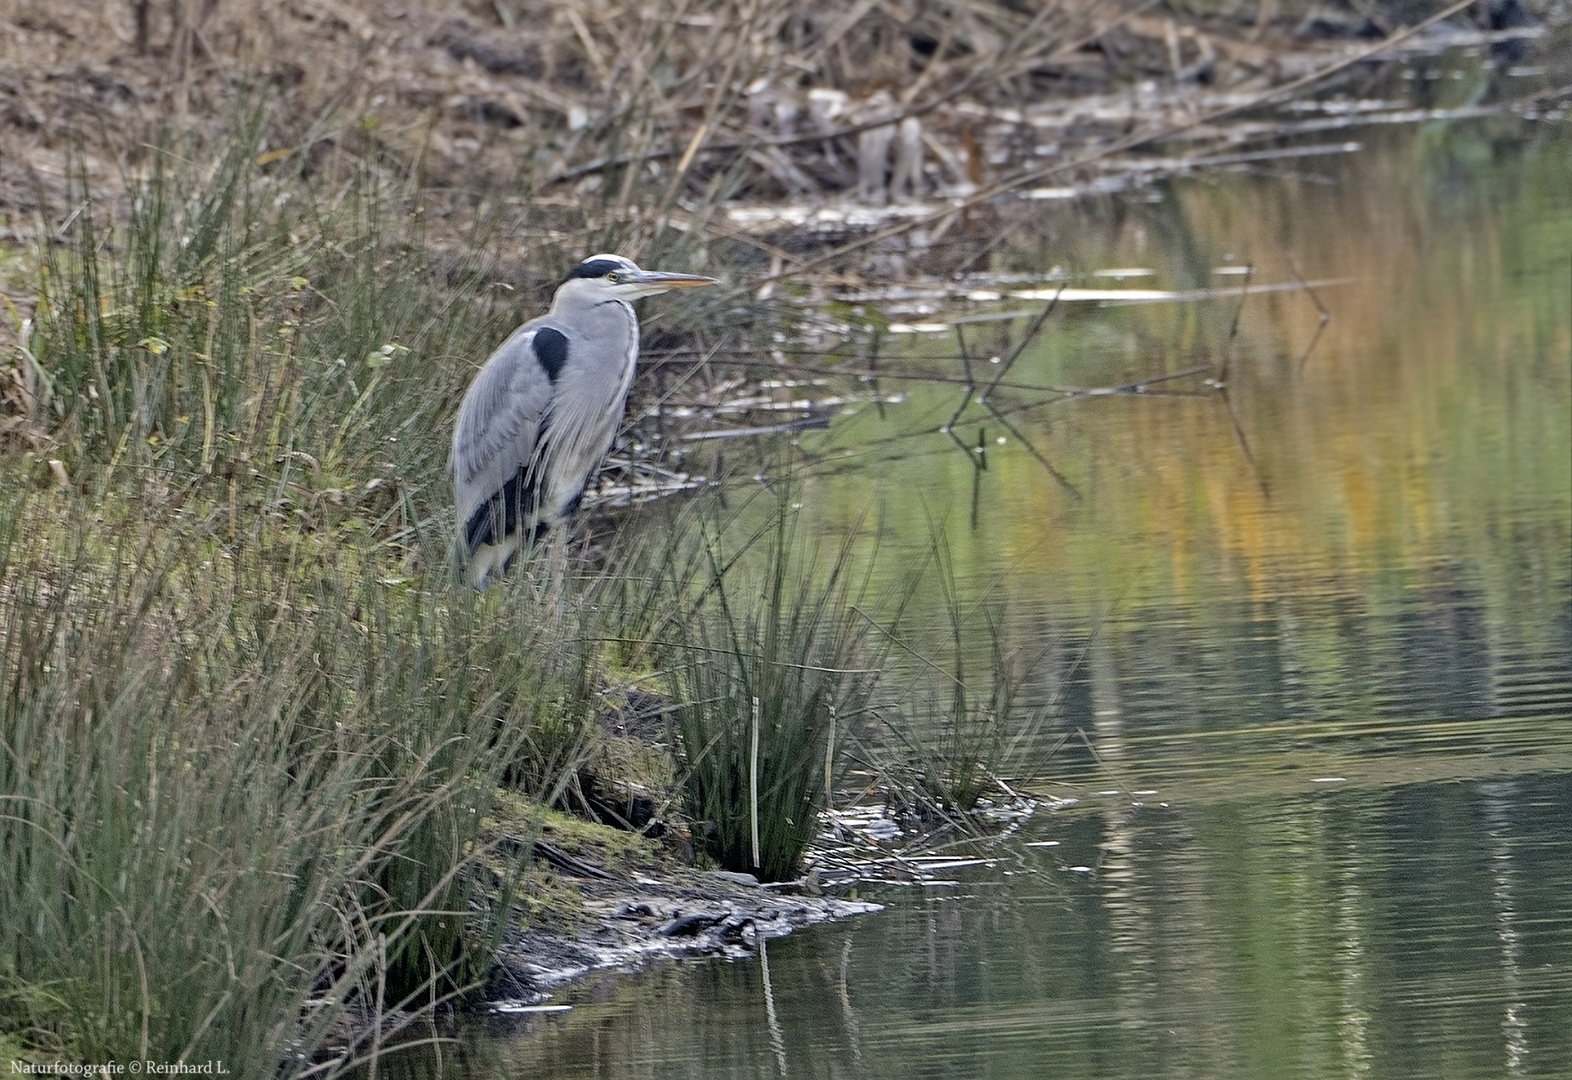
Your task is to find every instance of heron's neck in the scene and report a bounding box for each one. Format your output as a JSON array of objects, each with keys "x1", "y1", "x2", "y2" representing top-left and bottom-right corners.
[
  {"x1": 551, "y1": 292, "x2": 635, "y2": 324},
  {"x1": 550, "y1": 296, "x2": 639, "y2": 377}
]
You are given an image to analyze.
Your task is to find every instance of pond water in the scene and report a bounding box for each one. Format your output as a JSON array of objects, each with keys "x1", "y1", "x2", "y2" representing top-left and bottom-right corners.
[{"x1": 394, "y1": 78, "x2": 1570, "y2": 1078}]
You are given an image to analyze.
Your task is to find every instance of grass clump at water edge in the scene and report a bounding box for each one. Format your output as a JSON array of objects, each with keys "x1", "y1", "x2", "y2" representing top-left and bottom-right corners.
[
  {"x1": 0, "y1": 492, "x2": 621, "y2": 1070},
  {"x1": 643, "y1": 498, "x2": 1060, "y2": 877},
  {"x1": 650, "y1": 499, "x2": 894, "y2": 883},
  {"x1": 875, "y1": 531, "x2": 1056, "y2": 818}
]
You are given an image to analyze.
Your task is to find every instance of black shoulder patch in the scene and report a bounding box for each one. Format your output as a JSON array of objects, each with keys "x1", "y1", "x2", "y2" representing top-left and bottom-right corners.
[
  {"x1": 564, "y1": 258, "x2": 625, "y2": 281},
  {"x1": 533, "y1": 326, "x2": 568, "y2": 382}
]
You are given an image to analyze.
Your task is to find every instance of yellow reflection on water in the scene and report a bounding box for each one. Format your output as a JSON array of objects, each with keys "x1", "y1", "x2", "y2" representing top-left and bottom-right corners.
[{"x1": 797, "y1": 125, "x2": 1570, "y2": 654}]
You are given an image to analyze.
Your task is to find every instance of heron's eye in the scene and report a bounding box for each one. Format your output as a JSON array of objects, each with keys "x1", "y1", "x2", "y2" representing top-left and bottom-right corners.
[{"x1": 607, "y1": 271, "x2": 620, "y2": 283}]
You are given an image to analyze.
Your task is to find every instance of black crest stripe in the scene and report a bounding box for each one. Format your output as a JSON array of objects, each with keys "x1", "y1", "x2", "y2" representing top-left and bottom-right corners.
[
  {"x1": 564, "y1": 258, "x2": 624, "y2": 281},
  {"x1": 533, "y1": 326, "x2": 568, "y2": 382}
]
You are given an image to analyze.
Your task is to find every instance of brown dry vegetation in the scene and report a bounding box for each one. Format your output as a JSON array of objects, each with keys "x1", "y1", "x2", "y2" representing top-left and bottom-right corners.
[
  {"x1": 2, "y1": 0, "x2": 1557, "y2": 419},
  {"x1": 0, "y1": 0, "x2": 1293, "y2": 203},
  {"x1": 2, "y1": 0, "x2": 1538, "y2": 243}
]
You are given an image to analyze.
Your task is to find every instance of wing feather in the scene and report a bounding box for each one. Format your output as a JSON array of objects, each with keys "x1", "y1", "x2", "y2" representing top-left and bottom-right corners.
[{"x1": 452, "y1": 322, "x2": 555, "y2": 551}]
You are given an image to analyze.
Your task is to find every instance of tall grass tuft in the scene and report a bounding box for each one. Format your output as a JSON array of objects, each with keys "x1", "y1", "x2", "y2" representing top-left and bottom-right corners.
[
  {"x1": 0, "y1": 489, "x2": 618, "y2": 1070},
  {"x1": 896, "y1": 610, "x2": 1016, "y2": 814},
  {"x1": 25, "y1": 108, "x2": 526, "y2": 560},
  {"x1": 656, "y1": 497, "x2": 891, "y2": 882}
]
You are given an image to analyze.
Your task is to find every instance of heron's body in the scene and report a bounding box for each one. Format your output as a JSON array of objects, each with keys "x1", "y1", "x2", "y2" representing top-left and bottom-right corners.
[{"x1": 451, "y1": 254, "x2": 715, "y2": 589}]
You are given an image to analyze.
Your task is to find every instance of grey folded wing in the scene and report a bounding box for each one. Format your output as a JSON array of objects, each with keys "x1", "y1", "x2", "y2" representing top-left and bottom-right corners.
[{"x1": 451, "y1": 324, "x2": 554, "y2": 553}]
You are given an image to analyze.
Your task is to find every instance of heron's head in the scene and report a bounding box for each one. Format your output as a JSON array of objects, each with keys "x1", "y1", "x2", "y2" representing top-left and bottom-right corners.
[{"x1": 554, "y1": 254, "x2": 716, "y2": 306}]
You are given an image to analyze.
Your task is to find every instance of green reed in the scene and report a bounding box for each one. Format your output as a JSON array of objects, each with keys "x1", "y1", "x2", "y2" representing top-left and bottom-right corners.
[{"x1": 648, "y1": 494, "x2": 895, "y2": 883}]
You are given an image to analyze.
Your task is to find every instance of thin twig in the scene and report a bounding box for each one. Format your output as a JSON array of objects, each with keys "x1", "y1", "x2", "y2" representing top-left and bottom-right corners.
[
  {"x1": 1286, "y1": 254, "x2": 1332, "y2": 371},
  {"x1": 981, "y1": 286, "x2": 1064, "y2": 404},
  {"x1": 1217, "y1": 262, "x2": 1252, "y2": 386}
]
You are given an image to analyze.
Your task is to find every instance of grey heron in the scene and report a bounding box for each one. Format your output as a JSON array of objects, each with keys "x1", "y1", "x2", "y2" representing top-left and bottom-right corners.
[{"x1": 452, "y1": 254, "x2": 716, "y2": 590}]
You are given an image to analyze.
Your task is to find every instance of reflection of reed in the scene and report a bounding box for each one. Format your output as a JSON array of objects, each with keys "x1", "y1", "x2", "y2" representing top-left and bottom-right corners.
[
  {"x1": 760, "y1": 938, "x2": 790, "y2": 1077},
  {"x1": 1483, "y1": 782, "x2": 1530, "y2": 1076},
  {"x1": 1327, "y1": 810, "x2": 1374, "y2": 1076}
]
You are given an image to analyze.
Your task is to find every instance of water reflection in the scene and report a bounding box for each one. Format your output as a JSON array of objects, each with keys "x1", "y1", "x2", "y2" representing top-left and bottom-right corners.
[
  {"x1": 399, "y1": 773, "x2": 1571, "y2": 1078},
  {"x1": 377, "y1": 105, "x2": 1569, "y2": 1080}
]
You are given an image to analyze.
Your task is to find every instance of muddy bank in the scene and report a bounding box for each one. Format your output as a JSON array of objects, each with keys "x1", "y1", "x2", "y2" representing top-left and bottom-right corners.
[
  {"x1": 477, "y1": 793, "x2": 1057, "y2": 1009},
  {"x1": 470, "y1": 808, "x2": 881, "y2": 1009},
  {"x1": 488, "y1": 853, "x2": 879, "y2": 1006}
]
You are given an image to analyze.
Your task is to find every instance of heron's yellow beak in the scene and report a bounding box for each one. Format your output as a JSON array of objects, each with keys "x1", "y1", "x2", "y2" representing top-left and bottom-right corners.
[{"x1": 626, "y1": 270, "x2": 718, "y2": 297}]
